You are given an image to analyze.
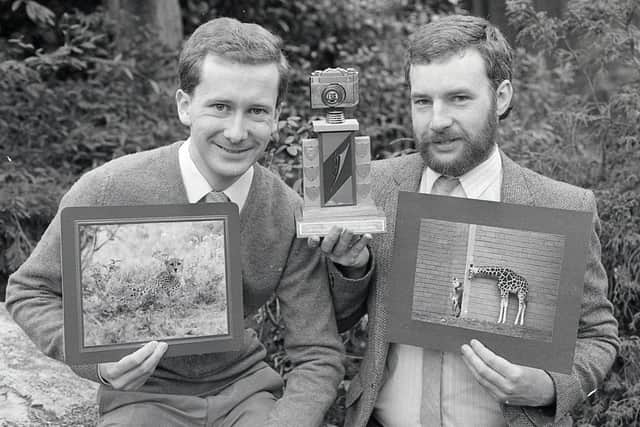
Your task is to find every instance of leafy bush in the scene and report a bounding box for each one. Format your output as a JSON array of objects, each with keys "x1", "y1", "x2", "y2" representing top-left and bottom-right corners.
[
  {"x1": 2, "y1": 0, "x2": 638, "y2": 425},
  {"x1": 502, "y1": 1, "x2": 639, "y2": 424},
  {"x1": 0, "y1": 5, "x2": 187, "y2": 301}
]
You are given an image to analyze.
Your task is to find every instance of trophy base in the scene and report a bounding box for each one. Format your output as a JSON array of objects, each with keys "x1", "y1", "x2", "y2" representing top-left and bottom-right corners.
[{"x1": 295, "y1": 205, "x2": 387, "y2": 238}]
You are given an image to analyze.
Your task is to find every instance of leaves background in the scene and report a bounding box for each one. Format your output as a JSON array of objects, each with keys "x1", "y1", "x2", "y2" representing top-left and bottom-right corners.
[{"x1": 1, "y1": 0, "x2": 638, "y2": 425}]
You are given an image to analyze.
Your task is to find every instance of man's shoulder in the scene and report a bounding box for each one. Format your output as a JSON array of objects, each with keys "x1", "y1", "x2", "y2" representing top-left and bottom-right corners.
[
  {"x1": 88, "y1": 143, "x2": 178, "y2": 179},
  {"x1": 371, "y1": 152, "x2": 422, "y2": 178},
  {"x1": 63, "y1": 142, "x2": 182, "y2": 205},
  {"x1": 514, "y1": 160, "x2": 595, "y2": 211}
]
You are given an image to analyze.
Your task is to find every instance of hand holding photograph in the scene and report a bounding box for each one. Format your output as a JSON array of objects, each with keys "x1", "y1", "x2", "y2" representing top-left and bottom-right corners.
[
  {"x1": 388, "y1": 191, "x2": 592, "y2": 374},
  {"x1": 60, "y1": 203, "x2": 243, "y2": 365}
]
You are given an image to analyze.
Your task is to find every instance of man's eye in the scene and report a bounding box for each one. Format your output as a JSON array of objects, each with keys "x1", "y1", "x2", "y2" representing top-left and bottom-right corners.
[
  {"x1": 414, "y1": 99, "x2": 432, "y2": 106},
  {"x1": 452, "y1": 95, "x2": 470, "y2": 103},
  {"x1": 249, "y1": 107, "x2": 268, "y2": 116},
  {"x1": 212, "y1": 104, "x2": 229, "y2": 112}
]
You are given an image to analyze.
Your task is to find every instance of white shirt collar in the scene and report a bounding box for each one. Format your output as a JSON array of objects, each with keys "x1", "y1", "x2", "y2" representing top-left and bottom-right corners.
[
  {"x1": 178, "y1": 138, "x2": 253, "y2": 211},
  {"x1": 422, "y1": 144, "x2": 502, "y2": 199}
]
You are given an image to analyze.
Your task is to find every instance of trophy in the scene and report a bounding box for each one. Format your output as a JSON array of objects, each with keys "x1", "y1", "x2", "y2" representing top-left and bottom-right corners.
[{"x1": 295, "y1": 67, "x2": 387, "y2": 237}]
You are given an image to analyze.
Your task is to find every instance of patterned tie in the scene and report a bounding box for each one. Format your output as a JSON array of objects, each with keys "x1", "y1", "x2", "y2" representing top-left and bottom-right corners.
[
  {"x1": 431, "y1": 175, "x2": 461, "y2": 196},
  {"x1": 200, "y1": 191, "x2": 229, "y2": 203}
]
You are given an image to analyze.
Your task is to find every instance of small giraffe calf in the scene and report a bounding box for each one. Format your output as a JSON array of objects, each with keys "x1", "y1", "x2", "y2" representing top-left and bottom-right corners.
[
  {"x1": 468, "y1": 264, "x2": 528, "y2": 326},
  {"x1": 451, "y1": 277, "x2": 463, "y2": 318}
]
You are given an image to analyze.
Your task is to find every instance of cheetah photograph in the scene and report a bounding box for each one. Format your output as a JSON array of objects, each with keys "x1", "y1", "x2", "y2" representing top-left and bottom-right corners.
[{"x1": 78, "y1": 219, "x2": 230, "y2": 348}]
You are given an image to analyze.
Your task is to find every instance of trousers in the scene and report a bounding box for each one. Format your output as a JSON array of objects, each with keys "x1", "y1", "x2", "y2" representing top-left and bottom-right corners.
[{"x1": 97, "y1": 366, "x2": 283, "y2": 427}]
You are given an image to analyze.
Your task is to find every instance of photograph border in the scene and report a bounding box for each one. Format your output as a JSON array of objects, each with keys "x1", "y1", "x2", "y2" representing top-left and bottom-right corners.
[
  {"x1": 61, "y1": 203, "x2": 243, "y2": 365},
  {"x1": 388, "y1": 191, "x2": 592, "y2": 374}
]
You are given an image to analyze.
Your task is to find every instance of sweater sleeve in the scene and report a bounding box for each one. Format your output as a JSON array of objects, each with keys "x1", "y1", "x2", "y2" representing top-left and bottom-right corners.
[
  {"x1": 5, "y1": 169, "x2": 106, "y2": 383},
  {"x1": 265, "y1": 234, "x2": 345, "y2": 427},
  {"x1": 327, "y1": 253, "x2": 374, "y2": 333}
]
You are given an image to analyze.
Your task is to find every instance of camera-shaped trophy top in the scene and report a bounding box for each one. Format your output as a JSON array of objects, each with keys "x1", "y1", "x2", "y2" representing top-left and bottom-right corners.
[
  {"x1": 309, "y1": 67, "x2": 359, "y2": 124},
  {"x1": 295, "y1": 66, "x2": 387, "y2": 237}
]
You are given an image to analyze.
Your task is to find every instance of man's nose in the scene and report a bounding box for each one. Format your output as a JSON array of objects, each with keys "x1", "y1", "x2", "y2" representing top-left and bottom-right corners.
[
  {"x1": 223, "y1": 113, "x2": 248, "y2": 143},
  {"x1": 429, "y1": 101, "x2": 453, "y2": 132}
]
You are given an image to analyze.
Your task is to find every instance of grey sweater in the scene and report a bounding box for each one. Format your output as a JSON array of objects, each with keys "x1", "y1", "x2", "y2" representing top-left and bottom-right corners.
[{"x1": 6, "y1": 141, "x2": 345, "y2": 426}]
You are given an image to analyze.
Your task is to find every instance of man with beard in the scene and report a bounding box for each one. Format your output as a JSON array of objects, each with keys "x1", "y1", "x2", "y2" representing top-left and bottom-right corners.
[{"x1": 338, "y1": 15, "x2": 619, "y2": 427}]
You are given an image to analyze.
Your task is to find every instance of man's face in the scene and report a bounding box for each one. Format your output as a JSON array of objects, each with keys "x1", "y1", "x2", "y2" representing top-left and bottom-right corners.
[
  {"x1": 409, "y1": 48, "x2": 498, "y2": 177},
  {"x1": 176, "y1": 54, "x2": 280, "y2": 190}
]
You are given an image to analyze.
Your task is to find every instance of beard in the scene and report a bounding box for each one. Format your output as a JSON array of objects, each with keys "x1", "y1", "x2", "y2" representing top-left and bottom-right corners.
[{"x1": 417, "y1": 104, "x2": 498, "y2": 177}]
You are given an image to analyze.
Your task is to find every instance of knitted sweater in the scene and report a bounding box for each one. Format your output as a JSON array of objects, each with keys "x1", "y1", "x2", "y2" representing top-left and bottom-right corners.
[{"x1": 6, "y1": 141, "x2": 345, "y2": 426}]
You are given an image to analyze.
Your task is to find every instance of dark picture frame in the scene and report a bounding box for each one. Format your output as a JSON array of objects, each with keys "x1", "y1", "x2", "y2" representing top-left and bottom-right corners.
[
  {"x1": 388, "y1": 191, "x2": 592, "y2": 374},
  {"x1": 61, "y1": 203, "x2": 243, "y2": 365}
]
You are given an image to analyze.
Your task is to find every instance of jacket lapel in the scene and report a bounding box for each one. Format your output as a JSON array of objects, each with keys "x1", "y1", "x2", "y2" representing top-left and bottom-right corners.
[
  {"x1": 500, "y1": 150, "x2": 536, "y2": 206},
  {"x1": 393, "y1": 153, "x2": 425, "y2": 192},
  {"x1": 367, "y1": 154, "x2": 424, "y2": 406}
]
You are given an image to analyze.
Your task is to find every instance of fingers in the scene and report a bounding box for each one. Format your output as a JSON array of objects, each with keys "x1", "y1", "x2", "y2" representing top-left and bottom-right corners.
[
  {"x1": 461, "y1": 354, "x2": 504, "y2": 402},
  {"x1": 351, "y1": 233, "x2": 372, "y2": 257},
  {"x1": 461, "y1": 343, "x2": 506, "y2": 401},
  {"x1": 100, "y1": 341, "x2": 168, "y2": 391},
  {"x1": 319, "y1": 226, "x2": 343, "y2": 254},
  {"x1": 469, "y1": 339, "x2": 515, "y2": 378},
  {"x1": 307, "y1": 236, "x2": 320, "y2": 248},
  {"x1": 332, "y1": 229, "x2": 355, "y2": 257},
  {"x1": 461, "y1": 340, "x2": 540, "y2": 406},
  {"x1": 308, "y1": 227, "x2": 372, "y2": 268}
]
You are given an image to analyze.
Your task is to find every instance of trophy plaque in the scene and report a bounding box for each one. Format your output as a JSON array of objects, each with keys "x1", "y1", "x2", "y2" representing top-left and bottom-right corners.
[{"x1": 295, "y1": 67, "x2": 387, "y2": 237}]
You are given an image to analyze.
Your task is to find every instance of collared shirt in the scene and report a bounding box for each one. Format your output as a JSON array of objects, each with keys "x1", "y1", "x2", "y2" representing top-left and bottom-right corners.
[
  {"x1": 178, "y1": 138, "x2": 253, "y2": 211},
  {"x1": 374, "y1": 144, "x2": 505, "y2": 427}
]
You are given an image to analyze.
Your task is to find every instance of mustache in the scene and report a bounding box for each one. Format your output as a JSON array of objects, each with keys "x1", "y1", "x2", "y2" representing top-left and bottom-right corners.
[{"x1": 420, "y1": 131, "x2": 467, "y2": 144}]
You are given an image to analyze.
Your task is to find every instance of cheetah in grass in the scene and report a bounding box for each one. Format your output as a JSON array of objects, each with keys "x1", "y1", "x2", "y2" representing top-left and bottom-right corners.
[{"x1": 118, "y1": 257, "x2": 185, "y2": 309}]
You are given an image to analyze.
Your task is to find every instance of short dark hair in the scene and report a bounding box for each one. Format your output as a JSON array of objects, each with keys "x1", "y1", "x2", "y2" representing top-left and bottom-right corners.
[
  {"x1": 178, "y1": 17, "x2": 290, "y2": 105},
  {"x1": 405, "y1": 15, "x2": 513, "y2": 92}
]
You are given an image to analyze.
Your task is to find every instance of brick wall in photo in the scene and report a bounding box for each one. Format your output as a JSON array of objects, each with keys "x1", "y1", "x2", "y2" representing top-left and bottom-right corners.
[
  {"x1": 413, "y1": 219, "x2": 469, "y2": 318},
  {"x1": 465, "y1": 225, "x2": 565, "y2": 333}
]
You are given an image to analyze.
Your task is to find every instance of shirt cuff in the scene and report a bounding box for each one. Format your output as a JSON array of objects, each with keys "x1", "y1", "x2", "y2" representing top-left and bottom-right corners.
[{"x1": 96, "y1": 365, "x2": 111, "y2": 386}]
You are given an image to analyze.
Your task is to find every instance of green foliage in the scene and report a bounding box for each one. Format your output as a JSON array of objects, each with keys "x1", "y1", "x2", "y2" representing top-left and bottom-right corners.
[
  {"x1": 2, "y1": 0, "x2": 639, "y2": 425},
  {"x1": 0, "y1": 4, "x2": 186, "y2": 298},
  {"x1": 503, "y1": 0, "x2": 639, "y2": 423}
]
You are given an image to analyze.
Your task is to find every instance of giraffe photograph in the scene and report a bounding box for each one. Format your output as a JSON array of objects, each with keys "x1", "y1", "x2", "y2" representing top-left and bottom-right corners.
[
  {"x1": 60, "y1": 204, "x2": 243, "y2": 364},
  {"x1": 411, "y1": 219, "x2": 565, "y2": 342},
  {"x1": 387, "y1": 191, "x2": 592, "y2": 373}
]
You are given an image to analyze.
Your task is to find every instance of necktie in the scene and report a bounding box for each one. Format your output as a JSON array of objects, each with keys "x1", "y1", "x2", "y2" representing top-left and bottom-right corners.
[
  {"x1": 200, "y1": 191, "x2": 229, "y2": 203},
  {"x1": 420, "y1": 173, "x2": 503, "y2": 426},
  {"x1": 418, "y1": 174, "x2": 461, "y2": 424},
  {"x1": 431, "y1": 175, "x2": 460, "y2": 196}
]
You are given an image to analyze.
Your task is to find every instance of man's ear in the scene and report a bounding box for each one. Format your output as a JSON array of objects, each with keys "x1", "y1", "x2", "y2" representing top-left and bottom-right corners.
[
  {"x1": 495, "y1": 80, "x2": 513, "y2": 118},
  {"x1": 176, "y1": 89, "x2": 192, "y2": 126}
]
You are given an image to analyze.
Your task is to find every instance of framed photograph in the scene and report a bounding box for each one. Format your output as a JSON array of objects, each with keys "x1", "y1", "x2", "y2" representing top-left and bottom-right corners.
[
  {"x1": 61, "y1": 203, "x2": 243, "y2": 365},
  {"x1": 388, "y1": 191, "x2": 592, "y2": 374}
]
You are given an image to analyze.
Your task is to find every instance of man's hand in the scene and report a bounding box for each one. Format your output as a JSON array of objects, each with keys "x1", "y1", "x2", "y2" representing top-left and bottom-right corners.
[
  {"x1": 308, "y1": 226, "x2": 371, "y2": 278},
  {"x1": 98, "y1": 341, "x2": 168, "y2": 391},
  {"x1": 461, "y1": 339, "x2": 556, "y2": 407}
]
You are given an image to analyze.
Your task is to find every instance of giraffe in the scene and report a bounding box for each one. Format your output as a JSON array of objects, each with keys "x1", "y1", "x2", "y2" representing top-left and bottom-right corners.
[
  {"x1": 467, "y1": 264, "x2": 528, "y2": 326},
  {"x1": 450, "y1": 276, "x2": 463, "y2": 318}
]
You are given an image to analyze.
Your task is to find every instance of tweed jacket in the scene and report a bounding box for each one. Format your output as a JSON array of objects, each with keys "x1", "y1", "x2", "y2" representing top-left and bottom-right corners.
[{"x1": 344, "y1": 152, "x2": 619, "y2": 427}]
